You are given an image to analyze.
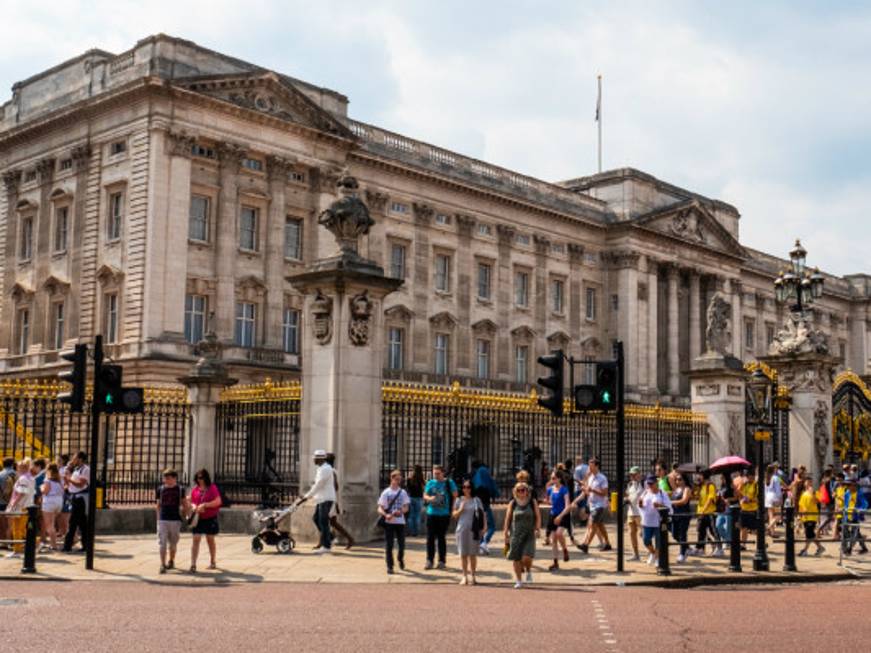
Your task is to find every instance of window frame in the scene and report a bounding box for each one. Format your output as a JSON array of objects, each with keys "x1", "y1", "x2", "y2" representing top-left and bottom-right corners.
[
  {"x1": 387, "y1": 327, "x2": 404, "y2": 371},
  {"x1": 515, "y1": 345, "x2": 529, "y2": 384},
  {"x1": 434, "y1": 253, "x2": 452, "y2": 293},
  {"x1": 284, "y1": 217, "x2": 303, "y2": 261},
  {"x1": 107, "y1": 190, "x2": 124, "y2": 242},
  {"x1": 17, "y1": 308, "x2": 30, "y2": 355},
  {"x1": 476, "y1": 338, "x2": 491, "y2": 379},
  {"x1": 551, "y1": 277, "x2": 565, "y2": 314},
  {"x1": 51, "y1": 301, "x2": 65, "y2": 351},
  {"x1": 53, "y1": 205, "x2": 69, "y2": 253},
  {"x1": 585, "y1": 287, "x2": 598, "y2": 321},
  {"x1": 239, "y1": 205, "x2": 259, "y2": 252},
  {"x1": 515, "y1": 270, "x2": 530, "y2": 307},
  {"x1": 477, "y1": 261, "x2": 492, "y2": 301},
  {"x1": 389, "y1": 242, "x2": 406, "y2": 280},
  {"x1": 188, "y1": 195, "x2": 210, "y2": 243},
  {"x1": 235, "y1": 301, "x2": 257, "y2": 348},
  {"x1": 434, "y1": 332, "x2": 450, "y2": 375},
  {"x1": 19, "y1": 215, "x2": 34, "y2": 261},
  {"x1": 282, "y1": 307, "x2": 301, "y2": 355},
  {"x1": 184, "y1": 294, "x2": 207, "y2": 345},
  {"x1": 104, "y1": 293, "x2": 119, "y2": 344}
]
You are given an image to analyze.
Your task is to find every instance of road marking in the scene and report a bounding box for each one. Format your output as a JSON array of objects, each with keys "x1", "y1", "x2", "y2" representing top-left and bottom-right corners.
[
  {"x1": 591, "y1": 598, "x2": 620, "y2": 652},
  {"x1": 0, "y1": 596, "x2": 59, "y2": 607}
]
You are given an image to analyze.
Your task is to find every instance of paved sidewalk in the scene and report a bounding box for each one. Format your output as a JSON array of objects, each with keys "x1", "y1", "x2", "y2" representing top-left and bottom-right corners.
[{"x1": 1, "y1": 526, "x2": 868, "y2": 586}]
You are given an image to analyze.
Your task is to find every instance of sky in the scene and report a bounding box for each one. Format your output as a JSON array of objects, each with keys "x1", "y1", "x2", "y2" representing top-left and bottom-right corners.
[{"x1": 1, "y1": 0, "x2": 869, "y2": 276}]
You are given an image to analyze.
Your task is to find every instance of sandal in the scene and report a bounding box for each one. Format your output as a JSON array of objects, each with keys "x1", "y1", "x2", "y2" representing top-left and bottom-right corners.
[
  {"x1": 208, "y1": 562, "x2": 217, "y2": 570},
  {"x1": 189, "y1": 565, "x2": 197, "y2": 574}
]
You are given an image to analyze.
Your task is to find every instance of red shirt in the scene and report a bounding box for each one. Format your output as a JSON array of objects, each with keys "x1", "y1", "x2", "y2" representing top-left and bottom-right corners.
[{"x1": 191, "y1": 484, "x2": 221, "y2": 520}]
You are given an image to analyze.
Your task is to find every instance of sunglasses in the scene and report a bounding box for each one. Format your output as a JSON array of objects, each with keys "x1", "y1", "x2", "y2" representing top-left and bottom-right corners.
[
  {"x1": 517, "y1": 488, "x2": 528, "y2": 493},
  {"x1": 462, "y1": 485, "x2": 472, "y2": 489}
]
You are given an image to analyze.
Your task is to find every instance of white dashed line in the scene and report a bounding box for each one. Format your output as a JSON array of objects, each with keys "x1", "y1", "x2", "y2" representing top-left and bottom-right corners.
[{"x1": 591, "y1": 598, "x2": 620, "y2": 652}]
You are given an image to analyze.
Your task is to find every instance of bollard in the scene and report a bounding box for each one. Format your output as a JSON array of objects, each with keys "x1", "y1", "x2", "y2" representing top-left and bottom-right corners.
[
  {"x1": 782, "y1": 505, "x2": 797, "y2": 572},
  {"x1": 21, "y1": 506, "x2": 38, "y2": 574},
  {"x1": 728, "y1": 504, "x2": 742, "y2": 573},
  {"x1": 657, "y1": 507, "x2": 671, "y2": 576}
]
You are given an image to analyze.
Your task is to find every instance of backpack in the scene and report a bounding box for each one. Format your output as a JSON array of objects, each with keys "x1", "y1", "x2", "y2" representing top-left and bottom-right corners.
[
  {"x1": 818, "y1": 483, "x2": 831, "y2": 506},
  {"x1": 0, "y1": 471, "x2": 16, "y2": 504}
]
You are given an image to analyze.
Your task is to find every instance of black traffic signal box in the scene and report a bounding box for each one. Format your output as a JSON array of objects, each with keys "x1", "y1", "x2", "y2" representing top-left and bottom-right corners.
[
  {"x1": 96, "y1": 365, "x2": 145, "y2": 414},
  {"x1": 58, "y1": 344, "x2": 88, "y2": 413},
  {"x1": 537, "y1": 350, "x2": 564, "y2": 417},
  {"x1": 574, "y1": 361, "x2": 618, "y2": 412}
]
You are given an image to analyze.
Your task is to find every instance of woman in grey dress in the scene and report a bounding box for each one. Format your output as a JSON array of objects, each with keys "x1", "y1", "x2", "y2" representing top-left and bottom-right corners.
[
  {"x1": 452, "y1": 479, "x2": 485, "y2": 585},
  {"x1": 504, "y1": 481, "x2": 541, "y2": 589}
]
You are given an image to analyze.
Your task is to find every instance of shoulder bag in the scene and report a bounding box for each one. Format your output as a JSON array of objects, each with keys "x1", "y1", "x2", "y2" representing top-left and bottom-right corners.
[{"x1": 377, "y1": 488, "x2": 404, "y2": 529}]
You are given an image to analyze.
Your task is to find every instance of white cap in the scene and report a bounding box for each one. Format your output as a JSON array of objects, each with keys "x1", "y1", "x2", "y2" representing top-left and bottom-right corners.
[{"x1": 313, "y1": 449, "x2": 327, "y2": 459}]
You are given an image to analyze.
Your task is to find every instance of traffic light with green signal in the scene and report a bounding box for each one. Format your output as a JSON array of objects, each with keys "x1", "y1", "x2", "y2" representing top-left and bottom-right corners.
[
  {"x1": 58, "y1": 344, "x2": 88, "y2": 413},
  {"x1": 537, "y1": 350, "x2": 564, "y2": 417},
  {"x1": 574, "y1": 361, "x2": 618, "y2": 412},
  {"x1": 96, "y1": 364, "x2": 145, "y2": 414}
]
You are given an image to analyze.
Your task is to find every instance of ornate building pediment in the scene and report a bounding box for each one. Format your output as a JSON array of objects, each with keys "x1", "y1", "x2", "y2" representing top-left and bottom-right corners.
[
  {"x1": 96, "y1": 264, "x2": 124, "y2": 285},
  {"x1": 42, "y1": 275, "x2": 71, "y2": 296},
  {"x1": 176, "y1": 72, "x2": 353, "y2": 138},
  {"x1": 471, "y1": 318, "x2": 497, "y2": 336},
  {"x1": 429, "y1": 311, "x2": 458, "y2": 330},
  {"x1": 580, "y1": 336, "x2": 602, "y2": 356},
  {"x1": 511, "y1": 325, "x2": 536, "y2": 341},
  {"x1": 546, "y1": 330, "x2": 571, "y2": 348},
  {"x1": 634, "y1": 200, "x2": 745, "y2": 257},
  {"x1": 384, "y1": 304, "x2": 414, "y2": 322},
  {"x1": 10, "y1": 281, "x2": 34, "y2": 302}
]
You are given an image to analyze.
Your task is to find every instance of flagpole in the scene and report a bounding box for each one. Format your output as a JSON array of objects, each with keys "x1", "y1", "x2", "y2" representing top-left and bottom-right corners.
[{"x1": 597, "y1": 74, "x2": 602, "y2": 173}]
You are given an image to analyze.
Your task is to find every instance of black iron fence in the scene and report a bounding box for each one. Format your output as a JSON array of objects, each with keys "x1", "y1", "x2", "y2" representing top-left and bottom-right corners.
[
  {"x1": 832, "y1": 371, "x2": 871, "y2": 468},
  {"x1": 0, "y1": 381, "x2": 188, "y2": 504},
  {"x1": 214, "y1": 380, "x2": 300, "y2": 507},
  {"x1": 382, "y1": 382, "x2": 709, "y2": 498}
]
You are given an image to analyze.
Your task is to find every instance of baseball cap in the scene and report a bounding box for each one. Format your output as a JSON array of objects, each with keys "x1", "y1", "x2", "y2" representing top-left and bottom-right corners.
[
  {"x1": 629, "y1": 466, "x2": 641, "y2": 474},
  {"x1": 313, "y1": 449, "x2": 327, "y2": 459},
  {"x1": 645, "y1": 475, "x2": 657, "y2": 485}
]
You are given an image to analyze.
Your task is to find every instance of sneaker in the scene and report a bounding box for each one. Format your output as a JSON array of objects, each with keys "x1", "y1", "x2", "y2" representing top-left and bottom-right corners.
[
  {"x1": 159, "y1": 565, "x2": 167, "y2": 574},
  {"x1": 548, "y1": 561, "x2": 559, "y2": 572},
  {"x1": 437, "y1": 562, "x2": 446, "y2": 570},
  {"x1": 513, "y1": 580, "x2": 523, "y2": 589},
  {"x1": 398, "y1": 560, "x2": 405, "y2": 570},
  {"x1": 815, "y1": 546, "x2": 825, "y2": 557},
  {"x1": 601, "y1": 544, "x2": 613, "y2": 552},
  {"x1": 647, "y1": 553, "x2": 656, "y2": 565},
  {"x1": 630, "y1": 554, "x2": 641, "y2": 562},
  {"x1": 525, "y1": 570, "x2": 533, "y2": 583},
  {"x1": 387, "y1": 568, "x2": 394, "y2": 575},
  {"x1": 713, "y1": 547, "x2": 725, "y2": 558},
  {"x1": 577, "y1": 543, "x2": 589, "y2": 554},
  {"x1": 459, "y1": 577, "x2": 467, "y2": 585},
  {"x1": 479, "y1": 543, "x2": 490, "y2": 556},
  {"x1": 167, "y1": 560, "x2": 175, "y2": 570},
  {"x1": 5, "y1": 552, "x2": 20, "y2": 559},
  {"x1": 313, "y1": 546, "x2": 327, "y2": 554},
  {"x1": 687, "y1": 546, "x2": 699, "y2": 556},
  {"x1": 424, "y1": 560, "x2": 433, "y2": 570},
  {"x1": 798, "y1": 550, "x2": 808, "y2": 557}
]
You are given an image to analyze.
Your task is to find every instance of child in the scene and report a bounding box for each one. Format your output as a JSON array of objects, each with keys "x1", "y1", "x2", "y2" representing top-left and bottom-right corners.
[
  {"x1": 4, "y1": 458, "x2": 35, "y2": 557},
  {"x1": 798, "y1": 478, "x2": 824, "y2": 556},
  {"x1": 155, "y1": 468, "x2": 188, "y2": 573}
]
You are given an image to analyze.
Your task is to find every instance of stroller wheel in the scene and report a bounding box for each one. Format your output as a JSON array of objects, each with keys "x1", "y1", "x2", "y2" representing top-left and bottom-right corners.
[
  {"x1": 251, "y1": 537, "x2": 264, "y2": 554},
  {"x1": 277, "y1": 537, "x2": 292, "y2": 554}
]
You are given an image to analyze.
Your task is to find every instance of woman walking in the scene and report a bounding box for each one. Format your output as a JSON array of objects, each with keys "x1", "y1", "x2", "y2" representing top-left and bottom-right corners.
[
  {"x1": 764, "y1": 464, "x2": 783, "y2": 536},
  {"x1": 452, "y1": 479, "x2": 485, "y2": 585},
  {"x1": 624, "y1": 466, "x2": 643, "y2": 561},
  {"x1": 189, "y1": 468, "x2": 222, "y2": 573},
  {"x1": 378, "y1": 469, "x2": 410, "y2": 574},
  {"x1": 406, "y1": 465, "x2": 425, "y2": 537},
  {"x1": 504, "y1": 482, "x2": 540, "y2": 589},
  {"x1": 423, "y1": 465, "x2": 457, "y2": 570},
  {"x1": 39, "y1": 463, "x2": 64, "y2": 551},
  {"x1": 670, "y1": 474, "x2": 691, "y2": 563},
  {"x1": 546, "y1": 472, "x2": 570, "y2": 571}
]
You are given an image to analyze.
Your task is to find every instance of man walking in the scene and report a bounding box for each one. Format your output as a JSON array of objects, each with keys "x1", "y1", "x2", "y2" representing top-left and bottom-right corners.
[
  {"x1": 576, "y1": 457, "x2": 611, "y2": 553},
  {"x1": 62, "y1": 451, "x2": 90, "y2": 553},
  {"x1": 300, "y1": 450, "x2": 335, "y2": 553}
]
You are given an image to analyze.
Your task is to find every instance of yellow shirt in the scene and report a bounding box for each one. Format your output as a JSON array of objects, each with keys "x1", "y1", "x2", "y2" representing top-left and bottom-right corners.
[
  {"x1": 740, "y1": 480, "x2": 758, "y2": 512},
  {"x1": 799, "y1": 490, "x2": 819, "y2": 523},
  {"x1": 696, "y1": 482, "x2": 717, "y2": 515}
]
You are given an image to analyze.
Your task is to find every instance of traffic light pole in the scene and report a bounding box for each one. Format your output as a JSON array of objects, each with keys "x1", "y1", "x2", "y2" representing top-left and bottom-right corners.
[
  {"x1": 85, "y1": 335, "x2": 103, "y2": 571},
  {"x1": 615, "y1": 340, "x2": 625, "y2": 574}
]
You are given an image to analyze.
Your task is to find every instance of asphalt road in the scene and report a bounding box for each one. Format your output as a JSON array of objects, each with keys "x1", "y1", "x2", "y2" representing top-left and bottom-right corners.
[{"x1": 1, "y1": 579, "x2": 869, "y2": 652}]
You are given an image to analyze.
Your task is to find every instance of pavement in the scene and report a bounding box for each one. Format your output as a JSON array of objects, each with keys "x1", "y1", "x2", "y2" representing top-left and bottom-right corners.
[{"x1": 2, "y1": 524, "x2": 869, "y2": 586}]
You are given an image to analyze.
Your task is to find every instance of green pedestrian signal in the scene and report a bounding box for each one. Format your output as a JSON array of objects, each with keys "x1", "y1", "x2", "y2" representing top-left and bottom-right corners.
[{"x1": 573, "y1": 361, "x2": 618, "y2": 412}]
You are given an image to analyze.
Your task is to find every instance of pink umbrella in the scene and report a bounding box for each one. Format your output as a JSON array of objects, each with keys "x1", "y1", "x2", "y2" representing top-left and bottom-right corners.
[{"x1": 708, "y1": 455, "x2": 752, "y2": 474}]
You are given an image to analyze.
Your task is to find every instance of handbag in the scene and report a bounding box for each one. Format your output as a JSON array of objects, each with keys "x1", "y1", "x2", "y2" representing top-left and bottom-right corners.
[
  {"x1": 471, "y1": 498, "x2": 485, "y2": 540},
  {"x1": 377, "y1": 488, "x2": 404, "y2": 529}
]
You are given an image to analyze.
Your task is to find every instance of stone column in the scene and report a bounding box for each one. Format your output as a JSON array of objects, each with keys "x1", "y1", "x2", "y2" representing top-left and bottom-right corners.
[
  {"x1": 689, "y1": 269, "x2": 701, "y2": 361},
  {"x1": 567, "y1": 243, "x2": 584, "y2": 348},
  {"x1": 179, "y1": 336, "x2": 237, "y2": 482},
  {"x1": 667, "y1": 263, "x2": 681, "y2": 395},
  {"x1": 533, "y1": 235, "x2": 550, "y2": 364},
  {"x1": 690, "y1": 353, "x2": 747, "y2": 461},
  {"x1": 607, "y1": 251, "x2": 641, "y2": 391},
  {"x1": 1, "y1": 170, "x2": 22, "y2": 354},
  {"x1": 264, "y1": 156, "x2": 295, "y2": 348},
  {"x1": 66, "y1": 146, "x2": 91, "y2": 340},
  {"x1": 730, "y1": 278, "x2": 743, "y2": 359},
  {"x1": 215, "y1": 143, "x2": 246, "y2": 342},
  {"x1": 411, "y1": 202, "x2": 433, "y2": 371},
  {"x1": 455, "y1": 214, "x2": 476, "y2": 374},
  {"x1": 496, "y1": 224, "x2": 515, "y2": 377},
  {"x1": 32, "y1": 158, "x2": 55, "y2": 350},
  {"x1": 765, "y1": 352, "x2": 836, "y2": 479},
  {"x1": 289, "y1": 175, "x2": 402, "y2": 542},
  {"x1": 647, "y1": 258, "x2": 659, "y2": 394}
]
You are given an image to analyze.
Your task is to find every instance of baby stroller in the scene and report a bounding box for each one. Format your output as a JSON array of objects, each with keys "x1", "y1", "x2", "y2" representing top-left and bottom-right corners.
[{"x1": 251, "y1": 501, "x2": 299, "y2": 554}]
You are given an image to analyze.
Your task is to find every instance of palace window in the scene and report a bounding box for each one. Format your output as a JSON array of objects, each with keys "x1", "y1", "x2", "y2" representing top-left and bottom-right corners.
[
  {"x1": 188, "y1": 196, "x2": 209, "y2": 242},
  {"x1": 54, "y1": 206, "x2": 69, "y2": 252},
  {"x1": 20, "y1": 216, "x2": 33, "y2": 260},
  {"x1": 17, "y1": 308, "x2": 29, "y2": 354},
  {"x1": 284, "y1": 218, "x2": 303, "y2": 260},
  {"x1": 289, "y1": 170, "x2": 306, "y2": 184},
  {"x1": 745, "y1": 319, "x2": 755, "y2": 350},
  {"x1": 110, "y1": 140, "x2": 127, "y2": 156},
  {"x1": 184, "y1": 295, "x2": 207, "y2": 344},
  {"x1": 58, "y1": 159, "x2": 73, "y2": 171},
  {"x1": 551, "y1": 278, "x2": 565, "y2": 314},
  {"x1": 104, "y1": 293, "x2": 119, "y2": 344},
  {"x1": 191, "y1": 144, "x2": 216, "y2": 159},
  {"x1": 586, "y1": 287, "x2": 598, "y2": 321},
  {"x1": 51, "y1": 302, "x2": 65, "y2": 351},
  {"x1": 235, "y1": 302, "x2": 256, "y2": 347},
  {"x1": 611, "y1": 294, "x2": 619, "y2": 311},
  {"x1": 108, "y1": 191, "x2": 124, "y2": 241},
  {"x1": 516, "y1": 233, "x2": 531, "y2": 246},
  {"x1": 390, "y1": 243, "x2": 406, "y2": 279},
  {"x1": 241, "y1": 158, "x2": 263, "y2": 172},
  {"x1": 477, "y1": 262, "x2": 492, "y2": 300},
  {"x1": 766, "y1": 323, "x2": 776, "y2": 347},
  {"x1": 435, "y1": 213, "x2": 451, "y2": 225},
  {"x1": 515, "y1": 345, "x2": 529, "y2": 384},
  {"x1": 388, "y1": 327, "x2": 404, "y2": 371},
  {"x1": 515, "y1": 271, "x2": 529, "y2": 307},
  {"x1": 434, "y1": 254, "x2": 451, "y2": 292},
  {"x1": 390, "y1": 202, "x2": 409, "y2": 214},
  {"x1": 434, "y1": 333, "x2": 450, "y2": 375},
  {"x1": 478, "y1": 223, "x2": 492, "y2": 236},
  {"x1": 476, "y1": 339, "x2": 490, "y2": 379},
  {"x1": 283, "y1": 308, "x2": 300, "y2": 354},
  {"x1": 239, "y1": 206, "x2": 259, "y2": 251}
]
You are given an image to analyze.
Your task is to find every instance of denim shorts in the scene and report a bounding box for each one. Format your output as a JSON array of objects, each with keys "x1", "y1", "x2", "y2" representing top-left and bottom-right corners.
[{"x1": 642, "y1": 526, "x2": 659, "y2": 547}]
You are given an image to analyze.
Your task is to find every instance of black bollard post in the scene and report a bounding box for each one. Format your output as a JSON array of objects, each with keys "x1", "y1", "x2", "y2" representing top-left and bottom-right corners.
[
  {"x1": 21, "y1": 506, "x2": 39, "y2": 574},
  {"x1": 728, "y1": 504, "x2": 742, "y2": 573},
  {"x1": 657, "y1": 507, "x2": 671, "y2": 576},
  {"x1": 783, "y1": 504, "x2": 797, "y2": 572}
]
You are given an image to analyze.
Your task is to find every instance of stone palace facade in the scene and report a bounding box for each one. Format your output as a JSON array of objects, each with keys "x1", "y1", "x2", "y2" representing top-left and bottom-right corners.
[{"x1": 1, "y1": 34, "x2": 869, "y2": 403}]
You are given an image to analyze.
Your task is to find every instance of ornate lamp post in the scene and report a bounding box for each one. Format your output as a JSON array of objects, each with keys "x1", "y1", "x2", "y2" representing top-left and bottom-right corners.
[
  {"x1": 747, "y1": 367, "x2": 775, "y2": 572},
  {"x1": 774, "y1": 240, "x2": 824, "y2": 315}
]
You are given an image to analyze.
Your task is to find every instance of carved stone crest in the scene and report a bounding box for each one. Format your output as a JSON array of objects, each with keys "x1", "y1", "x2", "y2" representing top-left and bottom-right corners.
[
  {"x1": 311, "y1": 290, "x2": 333, "y2": 345},
  {"x1": 813, "y1": 400, "x2": 830, "y2": 472},
  {"x1": 317, "y1": 175, "x2": 374, "y2": 257},
  {"x1": 769, "y1": 311, "x2": 829, "y2": 356},
  {"x1": 704, "y1": 292, "x2": 732, "y2": 355},
  {"x1": 348, "y1": 290, "x2": 373, "y2": 346},
  {"x1": 670, "y1": 208, "x2": 706, "y2": 244}
]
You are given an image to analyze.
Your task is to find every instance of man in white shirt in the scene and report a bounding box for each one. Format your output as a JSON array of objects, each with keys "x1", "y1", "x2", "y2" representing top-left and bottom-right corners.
[
  {"x1": 300, "y1": 450, "x2": 336, "y2": 553},
  {"x1": 639, "y1": 475, "x2": 672, "y2": 565},
  {"x1": 62, "y1": 451, "x2": 90, "y2": 553},
  {"x1": 576, "y1": 457, "x2": 612, "y2": 554}
]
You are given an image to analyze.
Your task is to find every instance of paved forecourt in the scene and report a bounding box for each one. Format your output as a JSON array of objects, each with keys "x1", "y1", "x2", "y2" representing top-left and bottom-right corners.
[{"x1": 1, "y1": 523, "x2": 867, "y2": 586}]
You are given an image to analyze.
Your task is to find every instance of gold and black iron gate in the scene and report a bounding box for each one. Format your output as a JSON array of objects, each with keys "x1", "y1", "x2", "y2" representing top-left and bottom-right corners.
[
  {"x1": 744, "y1": 362, "x2": 791, "y2": 467},
  {"x1": 832, "y1": 371, "x2": 871, "y2": 466}
]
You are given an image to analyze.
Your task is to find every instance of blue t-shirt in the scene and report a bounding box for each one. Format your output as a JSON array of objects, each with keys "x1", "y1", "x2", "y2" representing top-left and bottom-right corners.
[
  {"x1": 548, "y1": 485, "x2": 569, "y2": 516},
  {"x1": 424, "y1": 478, "x2": 457, "y2": 517}
]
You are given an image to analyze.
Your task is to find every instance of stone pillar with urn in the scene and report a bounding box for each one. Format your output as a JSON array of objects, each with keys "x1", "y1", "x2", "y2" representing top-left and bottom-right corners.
[{"x1": 288, "y1": 174, "x2": 402, "y2": 542}]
